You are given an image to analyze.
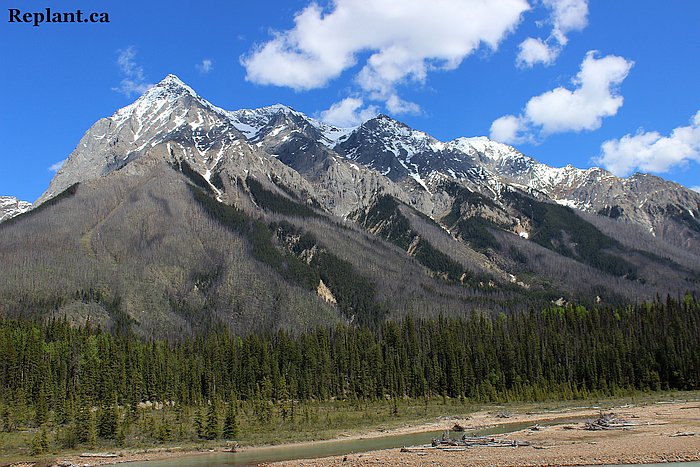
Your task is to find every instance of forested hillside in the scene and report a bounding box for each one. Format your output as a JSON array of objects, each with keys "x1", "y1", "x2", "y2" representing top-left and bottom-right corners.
[{"x1": 1, "y1": 296, "x2": 697, "y2": 452}]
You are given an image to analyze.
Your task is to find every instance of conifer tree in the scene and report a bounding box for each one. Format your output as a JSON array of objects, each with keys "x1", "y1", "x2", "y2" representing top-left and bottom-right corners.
[
  {"x1": 115, "y1": 417, "x2": 126, "y2": 447},
  {"x1": 174, "y1": 403, "x2": 186, "y2": 439},
  {"x1": 222, "y1": 401, "x2": 238, "y2": 439},
  {"x1": 97, "y1": 394, "x2": 117, "y2": 439},
  {"x1": 157, "y1": 414, "x2": 172, "y2": 442},
  {"x1": 35, "y1": 385, "x2": 48, "y2": 427},
  {"x1": 53, "y1": 389, "x2": 68, "y2": 426},
  {"x1": 205, "y1": 402, "x2": 220, "y2": 440},
  {"x1": 87, "y1": 411, "x2": 97, "y2": 448},
  {"x1": 30, "y1": 427, "x2": 49, "y2": 455},
  {"x1": 193, "y1": 406, "x2": 205, "y2": 439},
  {"x1": 74, "y1": 394, "x2": 95, "y2": 445}
]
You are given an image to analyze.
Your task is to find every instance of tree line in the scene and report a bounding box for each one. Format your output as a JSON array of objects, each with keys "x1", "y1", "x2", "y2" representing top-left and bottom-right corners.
[{"x1": 0, "y1": 295, "x2": 698, "y2": 448}]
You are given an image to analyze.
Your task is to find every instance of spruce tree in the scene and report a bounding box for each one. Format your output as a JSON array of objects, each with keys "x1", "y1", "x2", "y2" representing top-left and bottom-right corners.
[
  {"x1": 222, "y1": 401, "x2": 238, "y2": 439},
  {"x1": 54, "y1": 389, "x2": 68, "y2": 426},
  {"x1": 30, "y1": 427, "x2": 49, "y2": 455},
  {"x1": 157, "y1": 414, "x2": 172, "y2": 442},
  {"x1": 205, "y1": 402, "x2": 220, "y2": 440},
  {"x1": 74, "y1": 394, "x2": 95, "y2": 445},
  {"x1": 35, "y1": 385, "x2": 48, "y2": 427},
  {"x1": 193, "y1": 406, "x2": 205, "y2": 439},
  {"x1": 115, "y1": 418, "x2": 126, "y2": 447},
  {"x1": 97, "y1": 394, "x2": 117, "y2": 439},
  {"x1": 87, "y1": 410, "x2": 97, "y2": 448}
]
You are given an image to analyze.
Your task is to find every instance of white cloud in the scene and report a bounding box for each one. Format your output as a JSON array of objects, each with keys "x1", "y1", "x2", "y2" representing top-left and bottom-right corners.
[
  {"x1": 385, "y1": 94, "x2": 421, "y2": 115},
  {"x1": 692, "y1": 186, "x2": 700, "y2": 193},
  {"x1": 197, "y1": 59, "x2": 213, "y2": 74},
  {"x1": 516, "y1": 0, "x2": 588, "y2": 68},
  {"x1": 319, "y1": 97, "x2": 379, "y2": 127},
  {"x1": 516, "y1": 37, "x2": 559, "y2": 67},
  {"x1": 491, "y1": 51, "x2": 633, "y2": 143},
  {"x1": 242, "y1": 0, "x2": 529, "y2": 113},
  {"x1": 595, "y1": 111, "x2": 700, "y2": 177},
  {"x1": 546, "y1": 0, "x2": 588, "y2": 34},
  {"x1": 525, "y1": 52, "x2": 632, "y2": 134},
  {"x1": 490, "y1": 115, "x2": 528, "y2": 144},
  {"x1": 48, "y1": 159, "x2": 66, "y2": 173},
  {"x1": 113, "y1": 46, "x2": 153, "y2": 97}
]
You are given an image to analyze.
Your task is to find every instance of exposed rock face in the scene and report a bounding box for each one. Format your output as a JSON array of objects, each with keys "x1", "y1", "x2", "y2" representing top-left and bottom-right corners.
[
  {"x1": 0, "y1": 196, "x2": 31, "y2": 223},
  {"x1": 9, "y1": 74, "x2": 697, "y2": 337},
  {"x1": 317, "y1": 279, "x2": 337, "y2": 304},
  {"x1": 451, "y1": 138, "x2": 700, "y2": 240},
  {"x1": 37, "y1": 74, "x2": 700, "y2": 250}
]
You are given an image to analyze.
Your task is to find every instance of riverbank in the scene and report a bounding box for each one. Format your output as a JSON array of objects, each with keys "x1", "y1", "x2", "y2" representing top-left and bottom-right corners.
[
  {"x1": 9, "y1": 398, "x2": 699, "y2": 466},
  {"x1": 268, "y1": 401, "x2": 700, "y2": 466}
]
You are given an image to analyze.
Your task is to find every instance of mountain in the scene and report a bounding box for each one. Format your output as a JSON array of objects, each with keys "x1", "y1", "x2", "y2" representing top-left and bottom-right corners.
[
  {"x1": 332, "y1": 118, "x2": 700, "y2": 246},
  {"x1": 1, "y1": 74, "x2": 698, "y2": 337},
  {"x1": 0, "y1": 196, "x2": 31, "y2": 223}
]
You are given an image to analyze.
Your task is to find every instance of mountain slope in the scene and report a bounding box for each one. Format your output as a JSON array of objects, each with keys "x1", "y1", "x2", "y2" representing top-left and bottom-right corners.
[{"x1": 3, "y1": 74, "x2": 698, "y2": 336}]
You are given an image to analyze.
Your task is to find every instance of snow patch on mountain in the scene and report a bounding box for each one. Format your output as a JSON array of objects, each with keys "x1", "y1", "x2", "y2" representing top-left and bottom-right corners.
[
  {"x1": 227, "y1": 104, "x2": 356, "y2": 146},
  {"x1": 0, "y1": 196, "x2": 32, "y2": 223}
]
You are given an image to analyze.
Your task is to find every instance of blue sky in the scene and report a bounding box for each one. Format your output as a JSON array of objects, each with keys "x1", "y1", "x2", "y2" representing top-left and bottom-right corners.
[{"x1": 1, "y1": 0, "x2": 699, "y2": 203}]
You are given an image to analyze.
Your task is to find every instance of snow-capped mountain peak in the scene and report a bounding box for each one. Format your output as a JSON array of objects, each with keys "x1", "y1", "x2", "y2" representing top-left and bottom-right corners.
[
  {"x1": 227, "y1": 104, "x2": 304, "y2": 139},
  {"x1": 227, "y1": 104, "x2": 357, "y2": 145},
  {"x1": 0, "y1": 196, "x2": 31, "y2": 223},
  {"x1": 111, "y1": 74, "x2": 201, "y2": 124},
  {"x1": 355, "y1": 114, "x2": 446, "y2": 155},
  {"x1": 156, "y1": 74, "x2": 198, "y2": 96},
  {"x1": 35, "y1": 74, "x2": 250, "y2": 205}
]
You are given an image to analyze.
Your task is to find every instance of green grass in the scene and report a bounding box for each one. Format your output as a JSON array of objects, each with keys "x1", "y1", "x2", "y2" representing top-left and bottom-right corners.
[{"x1": 2, "y1": 390, "x2": 698, "y2": 463}]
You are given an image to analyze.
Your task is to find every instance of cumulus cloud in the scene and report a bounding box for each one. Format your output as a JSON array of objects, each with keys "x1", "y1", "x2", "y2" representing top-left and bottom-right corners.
[
  {"x1": 491, "y1": 51, "x2": 633, "y2": 144},
  {"x1": 386, "y1": 95, "x2": 421, "y2": 115},
  {"x1": 197, "y1": 59, "x2": 213, "y2": 74},
  {"x1": 112, "y1": 46, "x2": 153, "y2": 97},
  {"x1": 48, "y1": 159, "x2": 66, "y2": 173},
  {"x1": 242, "y1": 0, "x2": 529, "y2": 113},
  {"x1": 490, "y1": 115, "x2": 529, "y2": 145},
  {"x1": 516, "y1": 0, "x2": 588, "y2": 68},
  {"x1": 516, "y1": 37, "x2": 559, "y2": 67},
  {"x1": 595, "y1": 111, "x2": 700, "y2": 177},
  {"x1": 525, "y1": 52, "x2": 632, "y2": 133},
  {"x1": 546, "y1": 0, "x2": 588, "y2": 35},
  {"x1": 692, "y1": 186, "x2": 700, "y2": 193},
  {"x1": 320, "y1": 97, "x2": 379, "y2": 127}
]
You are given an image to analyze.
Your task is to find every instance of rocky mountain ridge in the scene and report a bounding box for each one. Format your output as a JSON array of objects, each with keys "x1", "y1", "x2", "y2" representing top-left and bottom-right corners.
[
  {"x1": 2, "y1": 74, "x2": 698, "y2": 336},
  {"x1": 0, "y1": 196, "x2": 31, "y2": 223},
  {"x1": 35, "y1": 74, "x2": 700, "y2": 247}
]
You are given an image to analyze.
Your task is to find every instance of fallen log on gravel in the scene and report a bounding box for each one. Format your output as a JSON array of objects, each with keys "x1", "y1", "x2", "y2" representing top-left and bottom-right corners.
[{"x1": 584, "y1": 412, "x2": 637, "y2": 430}]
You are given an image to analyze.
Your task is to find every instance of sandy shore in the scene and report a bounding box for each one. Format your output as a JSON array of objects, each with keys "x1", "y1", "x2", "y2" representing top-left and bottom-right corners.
[
  {"x1": 18, "y1": 400, "x2": 699, "y2": 466},
  {"x1": 268, "y1": 401, "x2": 700, "y2": 466}
]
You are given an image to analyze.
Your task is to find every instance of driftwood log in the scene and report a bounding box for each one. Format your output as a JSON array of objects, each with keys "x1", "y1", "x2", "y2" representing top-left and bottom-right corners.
[
  {"x1": 430, "y1": 431, "x2": 529, "y2": 449},
  {"x1": 80, "y1": 452, "x2": 119, "y2": 458},
  {"x1": 584, "y1": 412, "x2": 637, "y2": 430}
]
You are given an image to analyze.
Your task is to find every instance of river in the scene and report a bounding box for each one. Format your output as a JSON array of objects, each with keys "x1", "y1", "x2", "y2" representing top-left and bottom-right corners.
[
  {"x1": 122, "y1": 416, "x2": 700, "y2": 467},
  {"x1": 123, "y1": 422, "x2": 534, "y2": 466}
]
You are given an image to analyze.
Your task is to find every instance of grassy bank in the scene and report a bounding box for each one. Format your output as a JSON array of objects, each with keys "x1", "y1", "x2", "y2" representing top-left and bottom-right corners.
[{"x1": 3, "y1": 390, "x2": 698, "y2": 464}]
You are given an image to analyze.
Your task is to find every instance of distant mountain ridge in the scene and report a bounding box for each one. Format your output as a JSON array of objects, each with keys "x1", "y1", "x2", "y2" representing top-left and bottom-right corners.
[
  {"x1": 2, "y1": 74, "x2": 698, "y2": 337},
  {"x1": 0, "y1": 196, "x2": 31, "y2": 223},
  {"x1": 228, "y1": 90, "x2": 700, "y2": 245}
]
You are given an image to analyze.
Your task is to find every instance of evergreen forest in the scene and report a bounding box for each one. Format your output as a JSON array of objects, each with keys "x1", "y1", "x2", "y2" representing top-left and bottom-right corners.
[{"x1": 0, "y1": 295, "x2": 698, "y2": 454}]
